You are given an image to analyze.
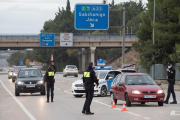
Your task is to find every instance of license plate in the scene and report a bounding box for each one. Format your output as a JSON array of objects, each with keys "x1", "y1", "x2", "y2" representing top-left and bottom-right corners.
[
  {"x1": 26, "y1": 85, "x2": 35, "y2": 88},
  {"x1": 77, "y1": 87, "x2": 84, "y2": 90},
  {"x1": 144, "y1": 95, "x2": 156, "y2": 98}
]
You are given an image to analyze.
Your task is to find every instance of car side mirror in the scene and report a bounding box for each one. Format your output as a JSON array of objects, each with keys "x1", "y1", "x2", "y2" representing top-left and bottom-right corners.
[
  {"x1": 157, "y1": 83, "x2": 161, "y2": 86},
  {"x1": 108, "y1": 77, "x2": 113, "y2": 80}
]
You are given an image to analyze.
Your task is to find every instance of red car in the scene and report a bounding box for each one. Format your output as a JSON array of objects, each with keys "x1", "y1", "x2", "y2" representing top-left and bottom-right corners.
[{"x1": 110, "y1": 73, "x2": 165, "y2": 107}]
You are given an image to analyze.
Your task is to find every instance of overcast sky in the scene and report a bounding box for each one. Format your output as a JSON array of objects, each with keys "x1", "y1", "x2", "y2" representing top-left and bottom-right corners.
[{"x1": 0, "y1": 0, "x2": 148, "y2": 34}]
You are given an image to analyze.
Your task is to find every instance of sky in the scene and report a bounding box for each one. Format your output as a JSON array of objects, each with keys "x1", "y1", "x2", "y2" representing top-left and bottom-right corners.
[{"x1": 0, "y1": 0, "x2": 148, "y2": 34}]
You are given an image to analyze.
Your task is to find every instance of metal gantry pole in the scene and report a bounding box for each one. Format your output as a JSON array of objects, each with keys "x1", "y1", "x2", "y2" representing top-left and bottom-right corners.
[
  {"x1": 122, "y1": 7, "x2": 125, "y2": 67},
  {"x1": 152, "y1": 0, "x2": 155, "y2": 79}
]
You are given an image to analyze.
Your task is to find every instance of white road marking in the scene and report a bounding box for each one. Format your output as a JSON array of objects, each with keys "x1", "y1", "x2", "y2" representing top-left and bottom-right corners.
[
  {"x1": 143, "y1": 117, "x2": 150, "y2": 119},
  {"x1": 0, "y1": 80, "x2": 36, "y2": 120},
  {"x1": 92, "y1": 99, "x2": 153, "y2": 119},
  {"x1": 64, "y1": 89, "x2": 72, "y2": 94},
  {"x1": 170, "y1": 110, "x2": 180, "y2": 115},
  {"x1": 55, "y1": 87, "x2": 61, "y2": 90}
]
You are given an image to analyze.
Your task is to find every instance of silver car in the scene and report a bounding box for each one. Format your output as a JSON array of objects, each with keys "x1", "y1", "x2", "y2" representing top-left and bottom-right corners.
[{"x1": 63, "y1": 65, "x2": 78, "y2": 77}]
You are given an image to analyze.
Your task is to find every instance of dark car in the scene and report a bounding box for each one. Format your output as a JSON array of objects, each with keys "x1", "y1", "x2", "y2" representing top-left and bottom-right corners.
[
  {"x1": 15, "y1": 68, "x2": 45, "y2": 96},
  {"x1": 110, "y1": 73, "x2": 165, "y2": 107},
  {"x1": 12, "y1": 66, "x2": 26, "y2": 82}
]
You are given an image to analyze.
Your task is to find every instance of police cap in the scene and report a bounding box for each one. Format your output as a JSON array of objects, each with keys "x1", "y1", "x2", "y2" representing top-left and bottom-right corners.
[{"x1": 88, "y1": 62, "x2": 93, "y2": 66}]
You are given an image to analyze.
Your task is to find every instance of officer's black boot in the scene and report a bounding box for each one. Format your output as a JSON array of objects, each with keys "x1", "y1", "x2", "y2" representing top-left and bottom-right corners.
[
  {"x1": 46, "y1": 100, "x2": 49, "y2": 103},
  {"x1": 51, "y1": 99, "x2": 53, "y2": 102},
  {"x1": 163, "y1": 101, "x2": 168, "y2": 104}
]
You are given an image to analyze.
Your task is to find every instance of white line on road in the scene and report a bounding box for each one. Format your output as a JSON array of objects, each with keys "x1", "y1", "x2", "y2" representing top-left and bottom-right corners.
[
  {"x1": 55, "y1": 87, "x2": 61, "y2": 90},
  {"x1": 170, "y1": 110, "x2": 180, "y2": 115},
  {"x1": 64, "y1": 89, "x2": 72, "y2": 94},
  {"x1": 0, "y1": 80, "x2": 36, "y2": 120},
  {"x1": 143, "y1": 117, "x2": 150, "y2": 119}
]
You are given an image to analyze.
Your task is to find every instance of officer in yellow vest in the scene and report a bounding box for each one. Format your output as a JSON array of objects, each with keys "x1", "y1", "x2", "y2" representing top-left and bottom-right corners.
[
  {"x1": 82, "y1": 62, "x2": 99, "y2": 115},
  {"x1": 44, "y1": 62, "x2": 57, "y2": 103}
]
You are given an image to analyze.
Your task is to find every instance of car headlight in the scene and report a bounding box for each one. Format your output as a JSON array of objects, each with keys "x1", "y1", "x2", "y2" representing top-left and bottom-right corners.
[
  {"x1": 37, "y1": 80, "x2": 44, "y2": 84},
  {"x1": 132, "y1": 90, "x2": 141, "y2": 94},
  {"x1": 157, "y1": 90, "x2": 164, "y2": 94},
  {"x1": 18, "y1": 81, "x2": 24, "y2": 85},
  {"x1": 72, "y1": 83, "x2": 75, "y2": 86}
]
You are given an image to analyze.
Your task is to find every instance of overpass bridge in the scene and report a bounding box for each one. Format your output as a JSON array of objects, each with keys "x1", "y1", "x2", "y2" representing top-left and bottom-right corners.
[{"x1": 0, "y1": 33, "x2": 138, "y2": 71}]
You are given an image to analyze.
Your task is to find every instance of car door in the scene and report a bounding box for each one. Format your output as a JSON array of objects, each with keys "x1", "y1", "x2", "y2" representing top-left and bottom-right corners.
[
  {"x1": 106, "y1": 71, "x2": 116, "y2": 92},
  {"x1": 113, "y1": 74, "x2": 122, "y2": 99},
  {"x1": 116, "y1": 75, "x2": 125, "y2": 100}
]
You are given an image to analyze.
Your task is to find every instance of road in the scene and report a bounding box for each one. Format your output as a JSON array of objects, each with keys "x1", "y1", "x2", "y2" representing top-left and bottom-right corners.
[
  {"x1": 0, "y1": 59, "x2": 8, "y2": 67},
  {"x1": 1, "y1": 73, "x2": 180, "y2": 120}
]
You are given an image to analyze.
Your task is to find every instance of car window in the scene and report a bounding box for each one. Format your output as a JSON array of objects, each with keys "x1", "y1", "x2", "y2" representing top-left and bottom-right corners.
[
  {"x1": 18, "y1": 69, "x2": 42, "y2": 78},
  {"x1": 114, "y1": 71, "x2": 121, "y2": 77},
  {"x1": 119, "y1": 75, "x2": 125, "y2": 84},
  {"x1": 125, "y1": 75, "x2": 156, "y2": 85},
  {"x1": 106, "y1": 71, "x2": 115, "y2": 80},
  {"x1": 67, "y1": 66, "x2": 76, "y2": 69},
  {"x1": 114, "y1": 75, "x2": 122, "y2": 85},
  {"x1": 95, "y1": 71, "x2": 108, "y2": 79}
]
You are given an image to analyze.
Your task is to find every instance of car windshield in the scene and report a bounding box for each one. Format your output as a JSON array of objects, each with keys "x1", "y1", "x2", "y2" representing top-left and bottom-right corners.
[
  {"x1": 95, "y1": 71, "x2": 108, "y2": 79},
  {"x1": 18, "y1": 69, "x2": 42, "y2": 78},
  {"x1": 126, "y1": 75, "x2": 156, "y2": 85},
  {"x1": 67, "y1": 66, "x2": 76, "y2": 69}
]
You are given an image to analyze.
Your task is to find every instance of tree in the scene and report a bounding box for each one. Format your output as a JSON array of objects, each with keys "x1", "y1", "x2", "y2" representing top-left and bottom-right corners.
[
  {"x1": 133, "y1": 0, "x2": 180, "y2": 70},
  {"x1": 102, "y1": 0, "x2": 107, "y2": 4}
]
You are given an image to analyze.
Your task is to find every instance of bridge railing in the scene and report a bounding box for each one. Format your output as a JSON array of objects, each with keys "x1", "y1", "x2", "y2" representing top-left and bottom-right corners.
[{"x1": 0, "y1": 33, "x2": 137, "y2": 39}]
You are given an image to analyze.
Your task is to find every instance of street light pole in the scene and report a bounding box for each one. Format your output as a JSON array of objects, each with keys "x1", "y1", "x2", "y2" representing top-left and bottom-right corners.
[
  {"x1": 152, "y1": 0, "x2": 155, "y2": 79},
  {"x1": 122, "y1": 7, "x2": 125, "y2": 67}
]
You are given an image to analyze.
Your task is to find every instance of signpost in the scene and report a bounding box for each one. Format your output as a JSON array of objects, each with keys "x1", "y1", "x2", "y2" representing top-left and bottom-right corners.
[
  {"x1": 122, "y1": 64, "x2": 136, "y2": 70},
  {"x1": 75, "y1": 4, "x2": 109, "y2": 30},
  {"x1": 60, "y1": 33, "x2": 73, "y2": 47},
  {"x1": 97, "y1": 59, "x2": 106, "y2": 66},
  {"x1": 19, "y1": 61, "x2": 23, "y2": 66},
  {"x1": 40, "y1": 33, "x2": 55, "y2": 47}
]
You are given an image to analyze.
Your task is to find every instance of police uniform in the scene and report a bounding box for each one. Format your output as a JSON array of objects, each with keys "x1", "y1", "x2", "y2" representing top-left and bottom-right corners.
[
  {"x1": 44, "y1": 65, "x2": 57, "y2": 102},
  {"x1": 82, "y1": 62, "x2": 99, "y2": 115},
  {"x1": 164, "y1": 64, "x2": 177, "y2": 104}
]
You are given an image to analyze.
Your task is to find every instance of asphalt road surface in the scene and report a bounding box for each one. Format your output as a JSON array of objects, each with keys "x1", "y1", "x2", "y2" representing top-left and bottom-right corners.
[
  {"x1": 0, "y1": 59, "x2": 7, "y2": 67},
  {"x1": 1, "y1": 73, "x2": 180, "y2": 120}
]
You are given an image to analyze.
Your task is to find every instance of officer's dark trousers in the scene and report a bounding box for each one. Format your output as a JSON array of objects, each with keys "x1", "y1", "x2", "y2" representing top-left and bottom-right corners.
[
  {"x1": 47, "y1": 82, "x2": 54, "y2": 101},
  {"x1": 166, "y1": 83, "x2": 176, "y2": 102},
  {"x1": 83, "y1": 86, "x2": 94, "y2": 113}
]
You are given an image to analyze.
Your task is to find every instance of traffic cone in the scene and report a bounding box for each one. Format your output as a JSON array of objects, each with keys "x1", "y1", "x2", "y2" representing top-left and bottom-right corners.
[
  {"x1": 121, "y1": 103, "x2": 128, "y2": 111},
  {"x1": 111, "y1": 100, "x2": 116, "y2": 108}
]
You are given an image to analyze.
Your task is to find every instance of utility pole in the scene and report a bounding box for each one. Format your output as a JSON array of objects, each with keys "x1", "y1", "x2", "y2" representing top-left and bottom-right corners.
[
  {"x1": 122, "y1": 7, "x2": 125, "y2": 67},
  {"x1": 152, "y1": 0, "x2": 155, "y2": 79}
]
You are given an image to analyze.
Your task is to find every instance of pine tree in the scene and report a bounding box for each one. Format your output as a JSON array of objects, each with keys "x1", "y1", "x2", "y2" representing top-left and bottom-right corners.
[
  {"x1": 66, "y1": 0, "x2": 71, "y2": 19},
  {"x1": 102, "y1": 0, "x2": 107, "y2": 4}
]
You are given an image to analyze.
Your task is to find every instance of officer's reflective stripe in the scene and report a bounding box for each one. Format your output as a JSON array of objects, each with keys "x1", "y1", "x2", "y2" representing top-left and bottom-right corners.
[
  {"x1": 48, "y1": 72, "x2": 54, "y2": 76},
  {"x1": 84, "y1": 72, "x2": 90, "y2": 77},
  {"x1": 169, "y1": 70, "x2": 170, "y2": 72}
]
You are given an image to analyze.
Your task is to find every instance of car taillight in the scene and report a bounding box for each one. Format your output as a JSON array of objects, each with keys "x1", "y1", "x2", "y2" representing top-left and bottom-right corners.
[
  {"x1": 75, "y1": 69, "x2": 78, "y2": 70},
  {"x1": 66, "y1": 69, "x2": 69, "y2": 70},
  {"x1": 15, "y1": 69, "x2": 17, "y2": 72}
]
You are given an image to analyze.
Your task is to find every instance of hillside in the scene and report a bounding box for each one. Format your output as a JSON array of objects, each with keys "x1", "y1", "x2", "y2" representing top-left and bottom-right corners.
[{"x1": 107, "y1": 48, "x2": 140, "y2": 71}]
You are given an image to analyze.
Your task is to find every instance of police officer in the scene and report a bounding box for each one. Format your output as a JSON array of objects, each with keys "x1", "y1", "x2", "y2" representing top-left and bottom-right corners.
[
  {"x1": 164, "y1": 63, "x2": 177, "y2": 104},
  {"x1": 82, "y1": 62, "x2": 99, "y2": 115},
  {"x1": 44, "y1": 62, "x2": 57, "y2": 103}
]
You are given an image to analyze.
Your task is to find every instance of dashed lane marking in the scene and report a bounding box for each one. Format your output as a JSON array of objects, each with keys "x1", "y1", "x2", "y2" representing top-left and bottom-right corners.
[
  {"x1": 143, "y1": 117, "x2": 150, "y2": 119},
  {"x1": 0, "y1": 80, "x2": 36, "y2": 120},
  {"x1": 55, "y1": 87, "x2": 61, "y2": 90},
  {"x1": 64, "y1": 89, "x2": 72, "y2": 94}
]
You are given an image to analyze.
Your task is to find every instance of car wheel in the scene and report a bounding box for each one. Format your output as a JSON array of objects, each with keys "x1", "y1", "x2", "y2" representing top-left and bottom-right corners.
[
  {"x1": 63, "y1": 75, "x2": 67, "y2": 77},
  {"x1": 8, "y1": 77, "x2": 10, "y2": 79},
  {"x1": 74, "y1": 95, "x2": 83, "y2": 97},
  {"x1": 75, "y1": 75, "x2": 78, "y2": 77},
  {"x1": 100, "y1": 86, "x2": 107, "y2": 97},
  {"x1": 41, "y1": 90, "x2": 46, "y2": 95},
  {"x1": 125, "y1": 94, "x2": 131, "y2": 107},
  {"x1": 12, "y1": 79, "x2": 15, "y2": 82},
  {"x1": 15, "y1": 89, "x2": 19, "y2": 96},
  {"x1": 110, "y1": 93, "x2": 117, "y2": 105},
  {"x1": 158, "y1": 101, "x2": 163, "y2": 106},
  {"x1": 141, "y1": 102, "x2": 146, "y2": 104}
]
